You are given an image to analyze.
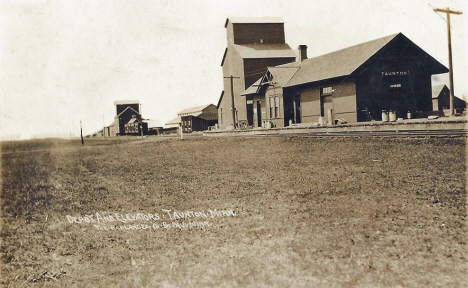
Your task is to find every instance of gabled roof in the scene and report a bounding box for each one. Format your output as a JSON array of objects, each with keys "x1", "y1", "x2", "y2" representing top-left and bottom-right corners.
[
  {"x1": 282, "y1": 33, "x2": 448, "y2": 87},
  {"x1": 178, "y1": 104, "x2": 216, "y2": 116},
  {"x1": 432, "y1": 84, "x2": 448, "y2": 99},
  {"x1": 221, "y1": 48, "x2": 228, "y2": 66},
  {"x1": 282, "y1": 34, "x2": 399, "y2": 87},
  {"x1": 241, "y1": 78, "x2": 263, "y2": 96},
  {"x1": 126, "y1": 117, "x2": 140, "y2": 124},
  {"x1": 165, "y1": 116, "x2": 181, "y2": 126},
  {"x1": 114, "y1": 100, "x2": 139, "y2": 105},
  {"x1": 117, "y1": 106, "x2": 141, "y2": 117},
  {"x1": 267, "y1": 67, "x2": 300, "y2": 86},
  {"x1": 217, "y1": 91, "x2": 224, "y2": 109},
  {"x1": 233, "y1": 44, "x2": 296, "y2": 59},
  {"x1": 241, "y1": 67, "x2": 299, "y2": 96},
  {"x1": 225, "y1": 17, "x2": 284, "y2": 28},
  {"x1": 431, "y1": 85, "x2": 466, "y2": 102}
]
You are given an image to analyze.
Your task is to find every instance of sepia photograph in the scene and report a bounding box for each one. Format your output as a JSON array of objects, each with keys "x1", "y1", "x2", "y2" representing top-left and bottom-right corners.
[{"x1": 1, "y1": 0, "x2": 467, "y2": 287}]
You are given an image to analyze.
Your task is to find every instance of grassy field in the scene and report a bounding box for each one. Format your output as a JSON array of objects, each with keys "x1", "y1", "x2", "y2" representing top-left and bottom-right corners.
[{"x1": 1, "y1": 136, "x2": 466, "y2": 287}]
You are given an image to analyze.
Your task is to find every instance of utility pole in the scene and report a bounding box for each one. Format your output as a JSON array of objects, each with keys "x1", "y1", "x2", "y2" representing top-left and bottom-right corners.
[
  {"x1": 224, "y1": 75, "x2": 240, "y2": 128},
  {"x1": 139, "y1": 103, "x2": 144, "y2": 137},
  {"x1": 434, "y1": 7, "x2": 463, "y2": 116},
  {"x1": 80, "y1": 121, "x2": 84, "y2": 145},
  {"x1": 179, "y1": 123, "x2": 183, "y2": 140},
  {"x1": 102, "y1": 114, "x2": 105, "y2": 138}
]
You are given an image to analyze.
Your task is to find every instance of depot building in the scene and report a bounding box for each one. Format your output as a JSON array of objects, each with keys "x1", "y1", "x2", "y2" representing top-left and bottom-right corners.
[{"x1": 242, "y1": 33, "x2": 448, "y2": 127}]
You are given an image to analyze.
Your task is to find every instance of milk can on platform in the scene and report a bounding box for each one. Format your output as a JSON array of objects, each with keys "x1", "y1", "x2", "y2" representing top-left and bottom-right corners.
[
  {"x1": 381, "y1": 110, "x2": 389, "y2": 122},
  {"x1": 389, "y1": 111, "x2": 397, "y2": 122},
  {"x1": 407, "y1": 111, "x2": 412, "y2": 119}
]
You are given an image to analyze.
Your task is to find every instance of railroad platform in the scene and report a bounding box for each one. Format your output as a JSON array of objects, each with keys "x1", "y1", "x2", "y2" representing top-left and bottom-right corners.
[{"x1": 204, "y1": 116, "x2": 468, "y2": 138}]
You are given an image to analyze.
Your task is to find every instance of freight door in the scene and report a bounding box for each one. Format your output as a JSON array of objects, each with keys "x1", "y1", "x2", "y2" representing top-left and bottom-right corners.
[{"x1": 321, "y1": 95, "x2": 333, "y2": 124}]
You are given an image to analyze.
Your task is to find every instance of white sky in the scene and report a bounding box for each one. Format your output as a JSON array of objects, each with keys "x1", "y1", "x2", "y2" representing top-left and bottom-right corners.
[{"x1": 0, "y1": 0, "x2": 466, "y2": 139}]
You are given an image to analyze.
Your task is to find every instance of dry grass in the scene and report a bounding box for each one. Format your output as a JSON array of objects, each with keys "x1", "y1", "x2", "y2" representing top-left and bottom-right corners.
[{"x1": 1, "y1": 136, "x2": 466, "y2": 287}]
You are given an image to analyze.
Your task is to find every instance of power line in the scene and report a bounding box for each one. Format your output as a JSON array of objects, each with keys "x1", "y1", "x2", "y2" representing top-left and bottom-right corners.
[
  {"x1": 244, "y1": 70, "x2": 268, "y2": 78},
  {"x1": 429, "y1": 4, "x2": 448, "y2": 23}
]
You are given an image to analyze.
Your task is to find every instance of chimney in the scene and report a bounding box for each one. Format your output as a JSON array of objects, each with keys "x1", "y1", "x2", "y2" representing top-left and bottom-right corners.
[{"x1": 298, "y1": 45, "x2": 308, "y2": 62}]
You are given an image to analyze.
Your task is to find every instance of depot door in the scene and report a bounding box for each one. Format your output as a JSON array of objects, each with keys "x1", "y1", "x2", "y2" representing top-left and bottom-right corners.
[
  {"x1": 294, "y1": 94, "x2": 301, "y2": 124},
  {"x1": 256, "y1": 100, "x2": 262, "y2": 127}
]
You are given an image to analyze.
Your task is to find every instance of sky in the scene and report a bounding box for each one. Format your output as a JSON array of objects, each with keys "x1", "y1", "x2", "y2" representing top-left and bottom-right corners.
[{"x1": 0, "y1": 0, "x2": 466, "y2": 139}]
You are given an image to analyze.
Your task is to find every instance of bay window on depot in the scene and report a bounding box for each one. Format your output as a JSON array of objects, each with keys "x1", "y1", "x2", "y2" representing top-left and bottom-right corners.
[
  {"x1": 270, "y1": 96, "x2": 280, "y2": 119},
  {"x1": 274, "y1": 96, "x2": 280, "y2": 118}
]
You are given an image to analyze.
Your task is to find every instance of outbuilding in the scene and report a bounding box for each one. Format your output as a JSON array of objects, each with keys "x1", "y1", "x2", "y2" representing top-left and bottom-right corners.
[
  {"x1": 432, "y1": 84, "x2": 466, "y2": 114},
  {"x1": 109, "y1": 100, "x2": 148, "y2": 135},
  {"x1": 178, "y1": 104, "x2": 218, "y2": 132},
  {"x1": 124, "y1": 115, "x2": 148, "y2": 135}
]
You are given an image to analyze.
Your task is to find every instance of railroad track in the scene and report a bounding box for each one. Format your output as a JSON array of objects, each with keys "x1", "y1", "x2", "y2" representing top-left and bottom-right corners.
[{"x1": 255, "y1": 129, "x2": 468, "y2": 138}]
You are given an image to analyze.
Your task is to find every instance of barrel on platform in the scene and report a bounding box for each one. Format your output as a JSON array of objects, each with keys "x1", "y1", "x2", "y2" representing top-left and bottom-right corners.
[{"x1": 382, "y1": 110, "x2": 389, "y2": 122}]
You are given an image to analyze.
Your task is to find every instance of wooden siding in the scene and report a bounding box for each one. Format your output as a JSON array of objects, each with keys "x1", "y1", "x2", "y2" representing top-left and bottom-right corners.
[
  {"x1": 116, "y1": 104, "x2": 139, "y2": 116},
  {"x1": 432, "y1": 99, "x2": 439, "y2": 111},
  {"x1": 199, "y1": 105, "x2": 218, "y2": 121},
  {"x1": 219, "y1": 19, "x2": 295, "y2": 129},
  {"x1": 300, "y1": 86, "x2": 321, "y2": 118},
  {"x1": 297, "y1": 79, "x2": 357, "y2": 124},
  {"x1": 219, "y1": 47, "x2": 245, "y2": 129},
  {"x1": 233, "y1": 23, "x2": 285, "y2": 44},
  {"x1": 181, "y1": 115, "x2": 211, "y2": 132},
  {"x1": 332, "y1": 81, "x2": 357, "y2": 122},
  {"x1": 264, "y1": 86, "x2": 284, "y2": 128}
]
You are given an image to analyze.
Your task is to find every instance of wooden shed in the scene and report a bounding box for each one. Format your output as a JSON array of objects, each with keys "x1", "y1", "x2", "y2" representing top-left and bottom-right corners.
[
  {"x1": 178, "y1": 104, "x2": 218, "y2": 132},
  {"x1": 432, "y1": 84, "x2": 466, "y2": 114}
]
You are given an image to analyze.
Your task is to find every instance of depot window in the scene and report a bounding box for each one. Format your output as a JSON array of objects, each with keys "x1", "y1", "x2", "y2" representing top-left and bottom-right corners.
[
  {"x1": 321, "y1": 86, "x2": 333, "y2": 95},
  {"x1": 274, "y1": 96, "x2": 280, "y2": 118},
  {"x1": 269, "y1": 97, "x2": 274, "y2": 118}
]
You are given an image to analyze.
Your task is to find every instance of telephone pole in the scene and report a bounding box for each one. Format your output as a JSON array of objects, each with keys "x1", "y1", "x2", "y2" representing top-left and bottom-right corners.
[
  {"x1": 434, "y1": 7, "x2": 463, "y2": 116},
  {"x1": 80, "y1": 121, "x2": 84, "y2": 145},
  {"x1": 224, "y1": 75, "x2": 240, "y2": 128},
  {"x1": 139, "y1": 103, "x2": 144, "y2": 137}
]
